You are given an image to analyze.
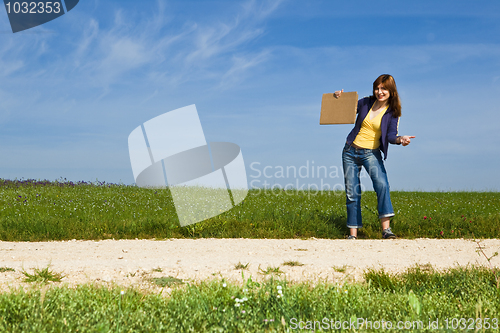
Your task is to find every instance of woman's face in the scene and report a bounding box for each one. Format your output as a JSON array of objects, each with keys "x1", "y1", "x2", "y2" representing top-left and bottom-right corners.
[{"x1": 374, "y1": 83, "x2": 390, "y2": 104}]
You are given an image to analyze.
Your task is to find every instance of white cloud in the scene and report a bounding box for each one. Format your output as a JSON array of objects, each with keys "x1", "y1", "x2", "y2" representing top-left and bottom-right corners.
[
  {"x1": 55, "y1": 0, "x2": 284, "y2": 94},
  {"x1": 0, "y1": 0, "x2": 284, "y2": 97},
  {"x1": 217, "y1": 50, "x2": 271, "y2": 89}
]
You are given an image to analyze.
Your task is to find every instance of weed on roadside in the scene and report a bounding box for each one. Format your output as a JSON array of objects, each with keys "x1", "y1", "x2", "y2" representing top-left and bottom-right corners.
[
  {"x1": 22, "y1": 265, "x2": 64, "y2": 283},
  {"x1": 332, "y1": 265, "x2": 348, "y2": 273},
  {"x1": 259, "y1": 266, "x2": 283, "y2": 275},
  {"x1": 474, "y1": 236, "x2": 500, "y2": 288},
  {"x1": 282, "y1": 261, "x2": 304, "y2": 267},
  {"x1": 150, "y1": 276, "x2": 183, "y2": 287},
  {"x1": 234, "y1": 262, "x2": 249, "y2": 270},
  {"x1": 0, "y1": 267, "x2": 15, "y2": 273}
]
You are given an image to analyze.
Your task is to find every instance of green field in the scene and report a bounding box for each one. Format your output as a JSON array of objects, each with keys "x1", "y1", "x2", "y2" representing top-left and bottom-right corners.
[
  {"x1": 0, "y1": 266, "x2": 499, "y2": 332},
  {"x1": 0, "y1": 179, "x2": 499, "y2": 241},
  {"x1": 1, "y1": 179, "x2": 499, "y2": 332}
]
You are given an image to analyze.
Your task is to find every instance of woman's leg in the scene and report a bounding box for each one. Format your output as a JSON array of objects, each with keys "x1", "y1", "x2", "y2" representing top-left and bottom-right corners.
[
  {"x1": 380, "y1": 217, "x2": 390, "y2": 230},
  {"x1": 363, "y1": 149, "x2": 395, "y2": 234},
  {"x1": 342, "y1": 145, "x2": 363, "y2": 237}
]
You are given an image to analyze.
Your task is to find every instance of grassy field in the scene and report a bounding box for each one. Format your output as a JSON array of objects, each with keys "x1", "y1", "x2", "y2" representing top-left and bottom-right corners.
[
  {"x1": 0, "y1": 266, "x2": 499, "y2": 332},
  {"x1": 0, "y1": 179, "x2": 499, "y2": 241},
  {"x1": 1, "y1": 179, "x2": 499, "y2": 332}
]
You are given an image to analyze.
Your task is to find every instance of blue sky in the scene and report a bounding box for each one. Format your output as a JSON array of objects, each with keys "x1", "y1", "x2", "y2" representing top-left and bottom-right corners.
[{"x1": 1, "y1": 0, "x2": 500, "y2": 191}]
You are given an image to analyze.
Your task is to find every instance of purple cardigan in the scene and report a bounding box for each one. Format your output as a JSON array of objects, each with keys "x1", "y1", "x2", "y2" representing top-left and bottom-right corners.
[{"x1": 345, "y1": 97, "x2": 400, "y2": 160}]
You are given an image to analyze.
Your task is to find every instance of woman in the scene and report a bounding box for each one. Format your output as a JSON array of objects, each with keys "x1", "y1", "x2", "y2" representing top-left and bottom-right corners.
[{"x1": 334, "y1": 74, "x2": 414, "y2": 239}]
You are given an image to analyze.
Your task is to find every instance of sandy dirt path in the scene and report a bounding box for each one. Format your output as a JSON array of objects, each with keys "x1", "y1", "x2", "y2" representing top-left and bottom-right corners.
[{"x1": 1, "y1": 238, "x2": 500, "y2": 291}]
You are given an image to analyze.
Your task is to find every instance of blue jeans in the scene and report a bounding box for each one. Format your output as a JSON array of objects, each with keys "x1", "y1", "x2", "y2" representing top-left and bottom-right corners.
[{"x1": 342, "y1": 143, "x2": 394, "y2": 228}]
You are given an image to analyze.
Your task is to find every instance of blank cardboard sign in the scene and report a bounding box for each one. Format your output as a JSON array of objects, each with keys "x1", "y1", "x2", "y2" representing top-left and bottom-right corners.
[{"x1": 320, "y1": 91, "x2": 358, "y2": 124}]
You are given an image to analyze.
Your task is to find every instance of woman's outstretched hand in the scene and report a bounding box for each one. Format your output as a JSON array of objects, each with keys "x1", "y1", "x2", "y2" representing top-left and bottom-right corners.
[
  {"x1": 334, "y1": 89, "x2": 343, "y2": 99},
  {"x1": 399, "y1": 135, "x2": 415, "y2": 146}
]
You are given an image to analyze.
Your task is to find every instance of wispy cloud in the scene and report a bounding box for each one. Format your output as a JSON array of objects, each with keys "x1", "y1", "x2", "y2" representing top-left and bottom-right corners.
[
  {"x1": 0, "y1": 0, "x2": 284, "y2": 97},
  {"x1": 216, "y1": 50, "x2": 271, "y2": 89},
  {"x1": 63, "y1": 0, "x2": 283, "y2": 94}
]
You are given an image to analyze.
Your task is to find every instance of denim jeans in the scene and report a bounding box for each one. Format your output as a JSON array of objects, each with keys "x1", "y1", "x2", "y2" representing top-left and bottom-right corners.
[{"x1": 342, "y1": 143, "x2": 395, "y2": 228}]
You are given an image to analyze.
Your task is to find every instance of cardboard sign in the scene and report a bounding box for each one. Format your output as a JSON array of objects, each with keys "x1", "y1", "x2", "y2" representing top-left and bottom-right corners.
[{"x1": 320, "y1": 91, "x2": 358, "y2": 124}]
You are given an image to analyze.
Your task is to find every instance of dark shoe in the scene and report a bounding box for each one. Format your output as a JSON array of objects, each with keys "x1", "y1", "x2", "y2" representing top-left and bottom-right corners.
[
  {"x1": 347, "y1": 235, "x2": 357, "y2": 240},
  {"x1": 382, "y1": 228, "x2": 396, "y2": 239}
]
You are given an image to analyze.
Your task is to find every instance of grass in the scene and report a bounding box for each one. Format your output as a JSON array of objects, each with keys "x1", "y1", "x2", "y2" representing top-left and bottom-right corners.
[
  {"x1": 332, "y1": 265, "x2": 348, "y2": 273},
  {"x1": 475, "y1": 238, "x2": 500, "y2": 288},
  {"x1": 150, "y1": 276, "x2": 184, "y2": 288},
  {"x1": 1, "y1": 178, "x2": 499, "y2": 241},
  {"x1": 22, "y1": 265, "x2": 64, "y2": 283},
  {"x1": 234, "y1": 262, "x2": 249, "y2": 270},
  {"x1": 0, "y1": 266, "x2": 499, "y2": 332},
  {"x1": 0, "y1": 178, "x2": 499, "y2": 331},
  {"x1": 259, "y1": 266, "x2": 283, "y2": 275},
  {"x1": 282, "y1": 260, "x2": 304, "y2": 267},
  {"x1": 0, "y1": 267, "x2": 15, "y2": 273}
]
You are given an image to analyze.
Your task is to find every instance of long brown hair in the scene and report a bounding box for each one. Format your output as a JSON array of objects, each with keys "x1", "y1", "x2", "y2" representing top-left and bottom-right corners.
[{"x1": 372, "y1": 74, "x2": 401, "y2": 117}]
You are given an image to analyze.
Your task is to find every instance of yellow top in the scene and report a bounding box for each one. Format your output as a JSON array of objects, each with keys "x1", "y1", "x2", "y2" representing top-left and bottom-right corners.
[{"x1": 352, "y1": 105, "x2": 389, "y2": 149}]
